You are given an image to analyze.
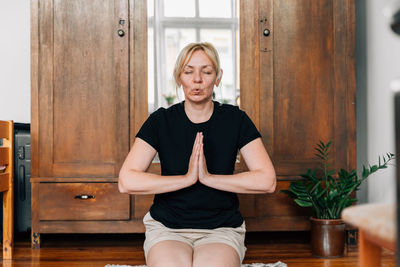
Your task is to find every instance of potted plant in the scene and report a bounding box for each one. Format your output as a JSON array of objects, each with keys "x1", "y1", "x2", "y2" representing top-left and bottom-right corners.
[
  {"x1": 281, "y1": 141, "x2": 395, "y2": 258},
  {"x1": 163, "y1": 93, "x2": 176, "y2": 106}
]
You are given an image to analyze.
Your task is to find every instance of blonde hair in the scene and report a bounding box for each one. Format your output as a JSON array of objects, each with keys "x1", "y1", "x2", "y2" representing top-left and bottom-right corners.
[{"x1": 173, "y1": 42, "x2": 221, "y2": 88}]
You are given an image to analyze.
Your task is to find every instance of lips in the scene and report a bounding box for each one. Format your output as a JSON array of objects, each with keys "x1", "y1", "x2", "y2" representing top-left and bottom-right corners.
[{"x1": 192, "y1": 88, "x2": 202, "y2": 95}]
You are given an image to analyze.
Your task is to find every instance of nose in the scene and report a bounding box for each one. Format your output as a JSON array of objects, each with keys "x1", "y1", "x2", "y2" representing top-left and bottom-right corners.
[{"x1": 193, "y1": 70, "x2": 202, "y2": 83}]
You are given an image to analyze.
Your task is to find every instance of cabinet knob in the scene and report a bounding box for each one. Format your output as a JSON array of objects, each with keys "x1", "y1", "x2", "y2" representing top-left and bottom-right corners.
[
  {"x1": 117, "y1": 29, "x2": 125, "y2": 37},
  {"x1": 74, "y1": 194, "x2": 95, "y2": 200},
  {"x1": 263, "y1": 28, "x2": 271, "y2": 37}
]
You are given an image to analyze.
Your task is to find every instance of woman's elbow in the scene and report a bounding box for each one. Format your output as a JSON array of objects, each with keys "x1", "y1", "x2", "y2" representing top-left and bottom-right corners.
[
  {"x1": 118, "y1": 170, "x2": 129, "y2": 194},
  {"x1": 266, "y1": 176, "x2": 277, "y2": 193},
  {"x1": 262, "y1": 170, "x2": 276, "y2": 193}
]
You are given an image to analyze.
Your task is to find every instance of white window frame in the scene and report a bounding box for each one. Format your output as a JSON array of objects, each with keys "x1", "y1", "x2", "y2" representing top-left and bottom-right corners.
[{"x1": 148, "y1": 0, "x2": 239, "y2": 112}]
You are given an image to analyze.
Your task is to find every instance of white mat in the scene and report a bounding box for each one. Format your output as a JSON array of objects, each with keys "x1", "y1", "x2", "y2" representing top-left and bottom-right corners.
[{"x1": 105, "y1": 262, "x2": 287, "y2": 267}]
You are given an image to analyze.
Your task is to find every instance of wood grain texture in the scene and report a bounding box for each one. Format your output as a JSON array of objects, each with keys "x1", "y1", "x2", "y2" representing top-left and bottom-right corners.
[
  {"x1": 238, "y1": 0, "x2": 356, "y2": 231},
  {"x1": 0, "y1": 173, "x2": 10, "y2": 192},
  {"x1": 0, "y1": 233, "x2": 395, "y2": 266},
  {"x1": 0, "y1": 148, "x2": 9, "y2": 167},
  {"x1": 344, "y1": 0, "x2": 357, "y2": 171},
  {"x1": 0, "y1": 121, "x2": 10, "y2": 140},
  {"x1": 31, "y1": 0, "x2": 133, "y2": 245},
  {"x1": 130, "y1": 0, "x2": 150, "y2": 222},
  {"x1": 259, "y1": 0, "x2": 274, "y2": 156},
  {"x1": 31, "y1": 182, "x2": 40, "y2": 248},
  {"x1": 0, "y1": 120, "x2": 14, "y2": 259},
  {"x1": 256, "y1": 0, "x2": 356, "y2": 176},
  {"x1": 272, "y1": 0, "x2": 335, "y2": 169},
  {"x1": 359, "y1": 230, "x2": 383, "y2": 267},
  {"x1": 240, "y1": 0, "x2": 260, "y2": 127},
  {"x1": 2, "y1": 183, "x2": 14, "y2": 259},
  {"x1": 30, "y1": 0, "x2": 39, "y2": 178},
  {"x1": 239, "y1": 180, "x2": 312, "y2": 231},
  {"x1": 131, "y1": 0, "x2": 148, "y2": 144},
  {"x1": 37, "y1": 0, "x2": 129, "y2": 178},
  {"x1": 37, "y1": 0, "x2": 54, "y2": 177},
  {"x1": 31, "y1": 177, "x2": 118, "y2": 183},
  {"x1": 38, "y1": 183, "x2": 129, "y2": 221},
  {"x1": 30, "y1": 0, "x2": 356, "y2": 237}
]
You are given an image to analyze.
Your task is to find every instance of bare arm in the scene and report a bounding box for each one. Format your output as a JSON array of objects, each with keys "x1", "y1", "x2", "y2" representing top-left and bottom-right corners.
[
  {"x1": 118, "y1": 133, "x2": 201, "y2": 195},
  {"x1": 199, "y1": 135, "x2": 276, "y2": 194}
]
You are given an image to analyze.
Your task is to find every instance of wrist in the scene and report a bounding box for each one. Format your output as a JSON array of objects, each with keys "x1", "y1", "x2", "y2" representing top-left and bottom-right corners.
[
  {"x1": 200, "y1": 172, "x2": 213, "y2": 185},
  {"x1": 183, "y1": 173, "x2": 197, "y2": 187}
]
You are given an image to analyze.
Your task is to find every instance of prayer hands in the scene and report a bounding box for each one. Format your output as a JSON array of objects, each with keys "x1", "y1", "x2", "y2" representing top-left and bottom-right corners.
[{"x1": 185, "y1": 132, "x2": 210, "y2": 186}]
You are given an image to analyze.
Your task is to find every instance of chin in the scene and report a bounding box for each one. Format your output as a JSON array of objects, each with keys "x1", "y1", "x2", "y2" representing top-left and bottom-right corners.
[{"x1": 186, "y1": 96, "x2": 212, "y2": 104}]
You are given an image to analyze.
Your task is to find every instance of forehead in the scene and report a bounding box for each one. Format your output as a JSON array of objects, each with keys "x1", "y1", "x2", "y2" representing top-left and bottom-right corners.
[{"x1": 185, "y1": 50, "x2": 214, "y2": 67}]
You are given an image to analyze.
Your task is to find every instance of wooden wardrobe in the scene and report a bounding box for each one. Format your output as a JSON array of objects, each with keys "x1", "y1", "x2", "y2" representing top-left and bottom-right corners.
[{"x1": 31, "y1": 0, "x2": 355, "y2": 247}]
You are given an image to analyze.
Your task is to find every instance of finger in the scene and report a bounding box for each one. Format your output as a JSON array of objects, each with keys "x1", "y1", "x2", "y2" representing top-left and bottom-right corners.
[
  {"x1": 193, "y1": 135, "x2": 201, "y2": 162},
  {"x1": 198, "y1": 133, "x2": 203, "y2": 161},
  {"x1": 200, "y1": 144, "x2": 206, "y2": 163},
  {"x1": 191, "y1": 132, "x2": 200, "y2": 155},
  {"x1": 199, "y1": 143, "x2": 207, "y2": 179},
  {"x1": 199, "y1": 143, "x2": 203, "y2": 164}
]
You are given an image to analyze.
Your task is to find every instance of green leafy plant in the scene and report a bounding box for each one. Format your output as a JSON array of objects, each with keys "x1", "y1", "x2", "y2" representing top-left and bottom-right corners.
[
  {"x1": 281, "y1": 141, "x2": 395, "y2": 219},
  {"x1": 163, "y1": 93, "x2": 176, "y2": 105}
]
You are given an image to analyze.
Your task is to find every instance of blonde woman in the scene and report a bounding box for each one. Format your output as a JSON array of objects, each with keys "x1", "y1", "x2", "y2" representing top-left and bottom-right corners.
[{"x1": 119, "y1": 42, "x2": 276, "y2": 267}]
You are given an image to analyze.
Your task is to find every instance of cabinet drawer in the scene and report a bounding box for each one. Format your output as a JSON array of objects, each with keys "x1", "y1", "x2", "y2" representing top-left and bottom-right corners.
[{"x1": 38, "y1": 183, "x2": 130, "y2": 221}]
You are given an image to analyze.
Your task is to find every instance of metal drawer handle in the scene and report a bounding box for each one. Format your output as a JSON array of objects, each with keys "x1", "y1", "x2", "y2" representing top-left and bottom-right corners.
[{"x1": 74, "y1": 194, "x2": 95, "y2": 200}]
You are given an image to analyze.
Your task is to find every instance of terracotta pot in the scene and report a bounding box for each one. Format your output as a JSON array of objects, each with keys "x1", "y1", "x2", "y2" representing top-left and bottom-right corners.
[{"x1": 310, "y1": 217, "x2": 346, "y2": 258}]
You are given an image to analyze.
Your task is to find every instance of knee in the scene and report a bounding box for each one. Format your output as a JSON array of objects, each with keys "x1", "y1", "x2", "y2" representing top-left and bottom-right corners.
[
  {"x1": 147, "y1": 254, "x2": 191, "y2": 267},
  {"x1": 146, "y1": 242, "x2": 193, "y2": 267},
  {"x1": 148, "y1": 259, "x2": 188, "y2": 267}
]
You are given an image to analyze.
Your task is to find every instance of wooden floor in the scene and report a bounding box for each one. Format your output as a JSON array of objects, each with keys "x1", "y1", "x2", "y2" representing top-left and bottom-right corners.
[{"x1": 0, "y1": 232, "x2": 395, "y2": 266}]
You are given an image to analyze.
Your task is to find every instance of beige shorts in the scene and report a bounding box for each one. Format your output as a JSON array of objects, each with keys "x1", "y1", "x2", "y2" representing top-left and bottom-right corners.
[{"x1": 143, "y1": 212, "x2": 247, "y2": 262}]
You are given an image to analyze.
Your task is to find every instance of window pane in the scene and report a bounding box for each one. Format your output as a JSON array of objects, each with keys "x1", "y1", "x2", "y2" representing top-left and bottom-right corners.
[
  {"x1": 148, "y1": 0, "x2": 154, "y2": 19},
  {"x1": 199, "y1": 0, "x2": 231, "y2": 18},
  {"x1": 200, "y1": 29, "x2": 237, "y2": 105},
  {"x1": 163, "y1": 28, "x2": 196, "y2": 107},
  {"x1": 164, "y1": 0, "x2": 195, "y2": 17}
]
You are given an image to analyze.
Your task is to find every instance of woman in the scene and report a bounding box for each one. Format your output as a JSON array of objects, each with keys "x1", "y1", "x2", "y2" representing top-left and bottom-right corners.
[{"x1": 119, "y1": 42, "x2": 276, "y2": 267}]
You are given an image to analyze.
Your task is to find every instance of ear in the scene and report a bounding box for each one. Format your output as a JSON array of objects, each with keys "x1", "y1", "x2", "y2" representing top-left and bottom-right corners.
[{"x1": 215, "y1": 69, "x2": 223, "y2": 86}]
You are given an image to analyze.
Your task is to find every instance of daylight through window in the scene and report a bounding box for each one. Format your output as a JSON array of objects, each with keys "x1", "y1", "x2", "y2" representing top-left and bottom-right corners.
[{"x1": 148, "y1": 0, "x2": 239, "y2": 113}]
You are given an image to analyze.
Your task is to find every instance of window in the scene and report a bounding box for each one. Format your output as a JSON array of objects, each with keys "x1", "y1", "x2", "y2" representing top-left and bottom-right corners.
[{"x1": 148, "y1": 0, "x2": 239, "y2": 113}]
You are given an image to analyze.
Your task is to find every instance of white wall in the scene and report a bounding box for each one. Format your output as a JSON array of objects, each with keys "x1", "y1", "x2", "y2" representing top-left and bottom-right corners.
[
  {"x1": 1, "y1": 0, "x2": 399, "y2": 203},
  {"x1": 0, "y1": 0, "x2": 30, "y2": 123},
  {"x1": 358, "y1": 0, "x2": 400, "y2": 203}
]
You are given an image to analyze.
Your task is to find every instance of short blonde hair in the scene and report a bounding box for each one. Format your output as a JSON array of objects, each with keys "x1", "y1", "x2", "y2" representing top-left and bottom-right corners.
[{"x1": 173, "y1": 42, "x2": 221, "y2": 88}]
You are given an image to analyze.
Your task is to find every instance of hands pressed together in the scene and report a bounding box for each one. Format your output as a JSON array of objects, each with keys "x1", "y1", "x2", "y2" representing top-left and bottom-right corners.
[{"x1": 185, "y1": 132, "x2": 211, "y2": 186}]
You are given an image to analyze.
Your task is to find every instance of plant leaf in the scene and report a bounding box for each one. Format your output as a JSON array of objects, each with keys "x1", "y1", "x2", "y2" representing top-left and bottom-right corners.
[{"x1": 294, "y1": 199, "x2": 312, "y2": 207}]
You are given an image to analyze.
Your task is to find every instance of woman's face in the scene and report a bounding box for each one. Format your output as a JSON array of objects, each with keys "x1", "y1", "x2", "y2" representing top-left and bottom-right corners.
[{"x1": 179, "y1": 50, "x2": 221, "y2": 104}]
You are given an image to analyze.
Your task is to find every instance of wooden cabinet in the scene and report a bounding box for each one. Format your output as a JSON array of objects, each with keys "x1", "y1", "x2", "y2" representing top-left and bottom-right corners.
[
  {"x1": 31, "y1": 0, "x2": 355, "y2": 246},
  {"x1": 31, "y1": 0, "x2": 146, "y2": 247},
  {"x1": 239, "y1": 0, "x2": 356, "y2": 231}
]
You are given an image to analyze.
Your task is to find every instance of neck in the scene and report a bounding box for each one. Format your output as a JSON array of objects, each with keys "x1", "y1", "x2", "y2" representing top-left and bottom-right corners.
[{"x1": 184, "y1": 100, "x2": 214, "y2": 124}]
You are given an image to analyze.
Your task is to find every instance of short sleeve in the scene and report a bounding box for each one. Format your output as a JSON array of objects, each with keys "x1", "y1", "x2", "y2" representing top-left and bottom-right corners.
[
  {"x1": 238, "y1": 111, "x2": 262, "y2": 149},
  {"x1": 136, "y1": 111, "x2": 160, "y2": 151}
]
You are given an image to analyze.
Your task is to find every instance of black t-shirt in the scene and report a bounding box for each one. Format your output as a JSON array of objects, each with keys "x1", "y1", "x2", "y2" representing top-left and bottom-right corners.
[{"x1": 136, "y1": 101, "x2": 261, "y2": 229}]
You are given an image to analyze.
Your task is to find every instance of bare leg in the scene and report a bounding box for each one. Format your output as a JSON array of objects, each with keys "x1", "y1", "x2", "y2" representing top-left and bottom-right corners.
[
  {"x1": 147, "y1": 240, "x2": 193, "y2": 267},
  {"x1": 193, "y1": 243, "x2": 240, "y2": 267}
]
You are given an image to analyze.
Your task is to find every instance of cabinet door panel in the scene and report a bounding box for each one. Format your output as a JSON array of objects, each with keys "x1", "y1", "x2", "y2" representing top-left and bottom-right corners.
[
  {"x1": 240, "y1": 0, "x2": 355, "y2": 231},
  {"x1": 268, "y1": 0, "x2": 334, "y2": 174},
  {"x1": 37, "y1": 0, "x2": 129, "y2": 177},
  {"x1": 255, "y1": 0, "x2": 355, "y2": 176}
]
